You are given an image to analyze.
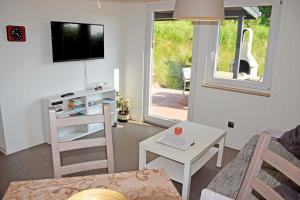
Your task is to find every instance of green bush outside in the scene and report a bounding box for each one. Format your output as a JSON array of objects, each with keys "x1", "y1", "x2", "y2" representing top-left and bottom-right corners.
[
  {"x1": 153, "y1": 7, "x2": 271, "y2": 90},
  {"x1": 153, "y1": 20, "x2": 193, "y2": 90}
]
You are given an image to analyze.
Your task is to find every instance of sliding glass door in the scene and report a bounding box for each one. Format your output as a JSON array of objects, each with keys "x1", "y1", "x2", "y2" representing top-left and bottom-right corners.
[{"x1": 144, "y1": 6, "x2": 195, "y2": 126}]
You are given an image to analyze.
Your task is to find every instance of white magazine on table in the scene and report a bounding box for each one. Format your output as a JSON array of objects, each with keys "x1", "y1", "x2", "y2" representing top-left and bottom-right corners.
[{"x1": 156, "y1": 134, "x2": 194, "y2": 151}]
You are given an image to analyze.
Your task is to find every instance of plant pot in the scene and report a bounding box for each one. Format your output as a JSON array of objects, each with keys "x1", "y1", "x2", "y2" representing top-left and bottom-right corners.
[{"x1": 117, "y1": 111, "x2": 129, "y2": 122}]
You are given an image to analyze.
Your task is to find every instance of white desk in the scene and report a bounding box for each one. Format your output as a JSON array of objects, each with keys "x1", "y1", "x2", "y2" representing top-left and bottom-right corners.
[{"x1": 139, "y1": 121, "x2": 226, "y2": 200}]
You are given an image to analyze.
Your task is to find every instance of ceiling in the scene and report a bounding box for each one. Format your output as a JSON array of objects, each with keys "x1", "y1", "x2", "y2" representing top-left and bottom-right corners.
[
  {"x1": 92, "y1": 0, "x2": 159, "y2": 2},
  {"x1": 95, "y1": 0, "x2": 145, "y2": 2}
]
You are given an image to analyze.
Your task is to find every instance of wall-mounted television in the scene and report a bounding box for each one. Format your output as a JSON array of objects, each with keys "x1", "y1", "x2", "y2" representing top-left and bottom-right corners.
[{"x1": 51, "y1": 21, "x2": 104, "y2": 62}]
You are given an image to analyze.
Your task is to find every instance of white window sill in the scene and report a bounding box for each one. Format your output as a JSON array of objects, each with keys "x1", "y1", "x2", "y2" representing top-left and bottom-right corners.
[{"x1": 202, "y1": 83, "x2": 271, "y2": 97}]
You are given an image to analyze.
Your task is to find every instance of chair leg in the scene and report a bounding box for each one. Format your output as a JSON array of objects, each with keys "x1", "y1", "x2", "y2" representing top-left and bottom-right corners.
[
  {"x1": 52, "y1": 146, "x2": 62, "y2": 178},
  {"x1": 49, "y1": 108, "x2": 62, "y2": 178},
  {"x1": 104, "y1": 104, "x2": 115, "y2": 174},
  {"x1": 183, "y1": 81, "x2": 186, "y2": 94}
]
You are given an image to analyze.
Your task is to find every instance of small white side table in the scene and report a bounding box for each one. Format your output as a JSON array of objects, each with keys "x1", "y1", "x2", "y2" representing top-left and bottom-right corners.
[{"x1": 139, "y1": 121, "x2": 226, "y2": 200}]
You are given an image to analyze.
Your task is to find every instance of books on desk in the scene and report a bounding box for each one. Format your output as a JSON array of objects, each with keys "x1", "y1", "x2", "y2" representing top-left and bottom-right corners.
[
  {"x1": 68, "y1": 98, "x2": 84, "y2": 109},
  {"x1": 156, "y1": 134, "x2": 194, "y2": 151}
]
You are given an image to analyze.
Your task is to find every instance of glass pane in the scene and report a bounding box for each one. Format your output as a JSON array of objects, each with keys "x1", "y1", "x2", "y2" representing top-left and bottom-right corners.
[
  {"x1": 150, "y1": 13, "x2": 193, "y2": 121},
  {"x1": 215, "y1": 6, "x2": 272, "y2": 82}
]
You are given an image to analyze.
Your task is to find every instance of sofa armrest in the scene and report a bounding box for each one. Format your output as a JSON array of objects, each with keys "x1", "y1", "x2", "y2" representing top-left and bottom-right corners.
[
  {"x1": 264, "y1": 129, "x2": 283, "y2": 139},
  {"x1": 200, "y1": 189, "x2": 234, "y2": 200}
]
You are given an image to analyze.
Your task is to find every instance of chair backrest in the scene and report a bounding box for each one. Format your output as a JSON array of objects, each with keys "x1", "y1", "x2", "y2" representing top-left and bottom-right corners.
[
  {"x1": 237, "y1": 132, "x2": 300, "y2": 200},
  {"x1": 48, "y1": 103, "x2": 114, "y2": 178}
]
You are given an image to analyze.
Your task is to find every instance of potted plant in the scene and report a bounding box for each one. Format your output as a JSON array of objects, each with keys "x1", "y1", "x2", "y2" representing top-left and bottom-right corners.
[{"x1": 116, "y1": 95, "x2": 130, "y2": 122}]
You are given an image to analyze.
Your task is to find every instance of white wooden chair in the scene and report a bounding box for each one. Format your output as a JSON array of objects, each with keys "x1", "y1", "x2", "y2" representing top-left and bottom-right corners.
[
  {"x1": 48, "y1": 104, "x2": 114, "y2": 178},
  {"x1": 237, "y1": 132, "x2": 300, "y2": 200}
]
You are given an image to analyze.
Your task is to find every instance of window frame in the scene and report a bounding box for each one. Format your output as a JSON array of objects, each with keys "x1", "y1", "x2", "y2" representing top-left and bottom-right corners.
[{"x1": 204, "y1": 0, "x2": 283, "y2": 93}]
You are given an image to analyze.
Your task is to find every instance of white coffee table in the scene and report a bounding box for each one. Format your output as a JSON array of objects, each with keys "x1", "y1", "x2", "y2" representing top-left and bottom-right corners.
[{"x1": 139, "y1": 121, "x2": 226, "y2": 200}]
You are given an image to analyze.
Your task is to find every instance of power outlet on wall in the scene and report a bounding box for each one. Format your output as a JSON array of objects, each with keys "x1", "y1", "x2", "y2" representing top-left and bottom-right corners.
[{"x1": 228, "y1": 121, "x2": 235, "y2": 128}]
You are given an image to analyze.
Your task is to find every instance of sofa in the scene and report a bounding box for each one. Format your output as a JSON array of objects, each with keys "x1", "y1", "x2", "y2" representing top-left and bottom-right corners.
[{"x1": 200, "y1": 132, "x2": 300, "y2": 200}]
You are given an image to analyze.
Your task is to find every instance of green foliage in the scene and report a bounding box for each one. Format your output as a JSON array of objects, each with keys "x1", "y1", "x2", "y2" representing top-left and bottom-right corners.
[
  {"x1": 153, "y1": 21, "x2": 193, "y2": 89},
  {"x1": 259, "y1": 6, "x2": 272, "y2": 26},
  {"x1": 217, "y1": 20, "x2": 238, "y2": 73}
]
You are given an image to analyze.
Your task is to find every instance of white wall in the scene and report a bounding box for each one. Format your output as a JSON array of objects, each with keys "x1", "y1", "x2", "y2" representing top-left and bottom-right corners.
[
  {"x1": 0, "y1": 0, "x2": 127, "y2": 154},
  {"x1": 122, "y1": 3, "x2": 146, "y2": 121},
  {"x1": 190, "y1": 0, "x2": 300, "y2": 149},
  {"x1": 125, "y1": 0, "x2": 300, "y2": 149}
]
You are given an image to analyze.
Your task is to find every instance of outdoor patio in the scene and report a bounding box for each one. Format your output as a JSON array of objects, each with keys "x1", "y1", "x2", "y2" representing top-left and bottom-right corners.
[{"x1": 151, "y1": 87, "x2": 189, "y2": 121}]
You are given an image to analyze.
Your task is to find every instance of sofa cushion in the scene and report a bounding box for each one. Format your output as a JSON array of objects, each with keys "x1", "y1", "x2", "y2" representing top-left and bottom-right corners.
[
  {"x1": 207, "y1": 135, "x2": 300, "y2": 200},
  {"x1": 207, "y1": 158, "x2": 249, "y2": 199},
  {"x1": 269, "y1": 137, "x2": 300, "y2": 168},
  {"x1": 274, "y1": 183, "x2": 300, "y2": 200},
  {"x1": 280, "y1": 125, "x2": 300, "y2": 160},
  {"x1": 234, "y1": 135, "x2": 258, "y2": 162},
  {"x1": 235, "y1": 136, "x2": 300, "y2": 168}
]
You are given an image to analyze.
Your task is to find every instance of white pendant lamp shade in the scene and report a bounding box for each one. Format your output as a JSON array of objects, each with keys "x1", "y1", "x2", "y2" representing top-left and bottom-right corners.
[
  {"x1": 96, "y1": 0, "x2": 102, "y2": 9},
  {"x1": 173, "y1": 0, "x2": 225, "y2": 21}
]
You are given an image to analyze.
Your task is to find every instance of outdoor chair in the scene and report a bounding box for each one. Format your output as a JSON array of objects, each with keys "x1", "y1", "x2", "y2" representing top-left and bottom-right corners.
[{"x1": 182, "y1": 67, "x2": 191, "y2": 94}]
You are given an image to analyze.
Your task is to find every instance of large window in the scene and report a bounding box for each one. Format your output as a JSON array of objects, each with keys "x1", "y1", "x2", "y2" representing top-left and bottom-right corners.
[{"x1": 205, "y1": 1, "x2": 282, "y2": 93}]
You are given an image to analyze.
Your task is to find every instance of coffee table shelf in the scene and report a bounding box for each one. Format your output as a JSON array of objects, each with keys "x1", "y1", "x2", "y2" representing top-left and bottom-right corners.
[{"x1": 146, "y1": 147, "x2": 218, "y2": 183}]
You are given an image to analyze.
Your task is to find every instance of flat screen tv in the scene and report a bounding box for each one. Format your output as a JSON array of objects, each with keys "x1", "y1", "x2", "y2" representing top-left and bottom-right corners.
[{"x1": 51, "y1": 21, "x2": 104, "y2": 62}]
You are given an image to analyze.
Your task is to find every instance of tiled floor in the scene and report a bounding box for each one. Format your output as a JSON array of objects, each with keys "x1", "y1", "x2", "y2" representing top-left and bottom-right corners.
[
  {"x1": 0, "y1": 121, "x2": 238, "y2": 200},
  {"x1": 152, "y1": 87, "x2": 189, "y2": 121}
]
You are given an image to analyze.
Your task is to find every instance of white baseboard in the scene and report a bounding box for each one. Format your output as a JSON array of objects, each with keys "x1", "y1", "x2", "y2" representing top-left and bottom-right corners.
[
  {"x1": 0, "y1": 146, "x2": 6, "y2": 155},
  {"x1": 129, "y1": 114, "x2": 143, "y2": 122},
  {"x1": 225, "y1": 142, "x2": 243, "y2": 150}
]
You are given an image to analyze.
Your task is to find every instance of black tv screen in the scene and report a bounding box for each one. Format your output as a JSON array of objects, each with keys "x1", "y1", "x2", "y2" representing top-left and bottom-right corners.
[{"x1": 51, "y1": 21, "x2": 104, "y2": 62}]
